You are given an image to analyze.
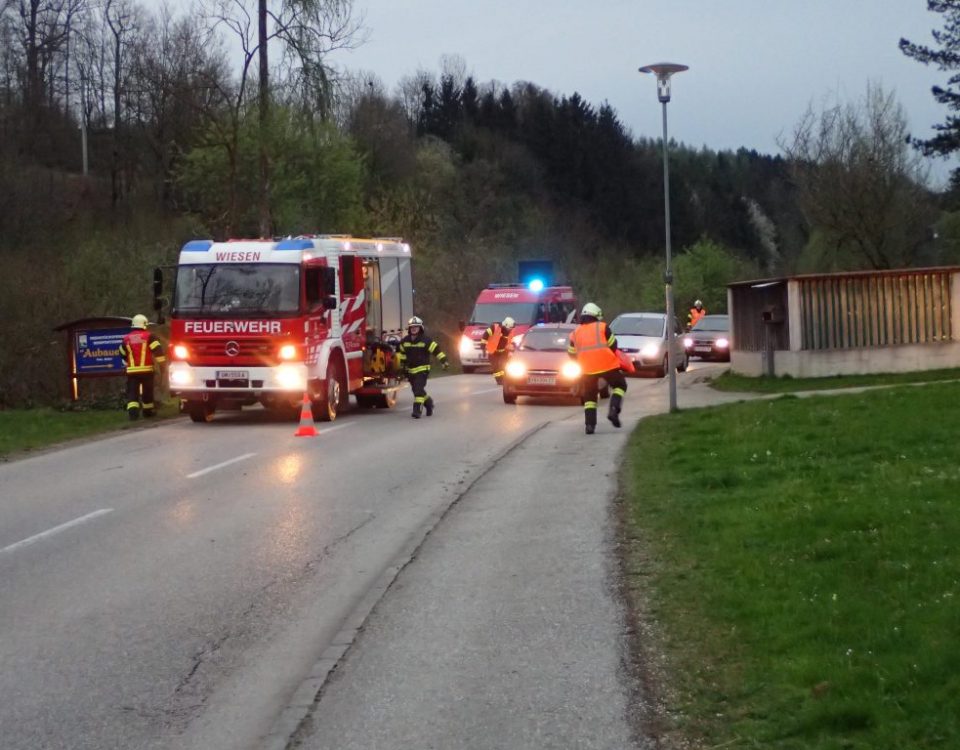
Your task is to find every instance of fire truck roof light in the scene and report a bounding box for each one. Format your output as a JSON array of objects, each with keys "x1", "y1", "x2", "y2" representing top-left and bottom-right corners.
[
  {"x1": 182, "y1": 240, "x2": 213, "y2": 252},
  {"x1": 528, "y1": 279, "x2": 545, "y2": 292}
]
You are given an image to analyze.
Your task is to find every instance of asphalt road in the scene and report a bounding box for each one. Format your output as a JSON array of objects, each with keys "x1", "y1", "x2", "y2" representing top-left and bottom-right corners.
[{"x1": 0, "y1": 362, "x2": 738, "y2": 750}]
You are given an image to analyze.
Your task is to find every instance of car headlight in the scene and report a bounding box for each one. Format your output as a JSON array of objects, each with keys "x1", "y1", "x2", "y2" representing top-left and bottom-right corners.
[
  {"x1": 505, "y1": 360, "x2": 526, "y2": 378},
  {"x1": 683, "y1": 337, "x2": 692, "y2": 349},
  {"x1": 459, "y1": 335, "x2": 474, "y2": 355},
  {"x1": 276, "y1": 365, "x2": 305, "y2": 390},
  {"x1": 716, "y1": 337, "x2": 729, "y2": 348},
  {"x1": 641, "y1": 343, "x2": 661, "y2": 358},
  {"x1": 561, "y1": 360, "x2": 581, "y2": 379}
]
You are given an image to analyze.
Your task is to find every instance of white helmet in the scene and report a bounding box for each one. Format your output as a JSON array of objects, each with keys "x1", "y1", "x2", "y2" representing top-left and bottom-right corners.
[
  {"x1": 581, "y1": 302, "x2": 602, "y2": 319},
  {"x1": 502, "y1": 317, "x2": 516, "y2": 329},
  {"x1": 131, "y1": 314, "x2": 149, "y2": 329},
  {"x1": 407, "y1": 315, "x2": 424, "y2": 330},
  {"x1": 694, "y1": 299, "x2": 703, "y2": 307}
]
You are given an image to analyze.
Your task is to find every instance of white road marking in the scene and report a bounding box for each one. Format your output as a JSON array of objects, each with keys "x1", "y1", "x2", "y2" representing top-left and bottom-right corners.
[
  {"x1": 312, "y1": 422, "x2": 353, "y2": 436},
  {"x1": 1, "y1": 509, "x2": 114, "y2": 554},
  {"x1": 187, "y1": 452, "x2": 257, "y2": 479}
]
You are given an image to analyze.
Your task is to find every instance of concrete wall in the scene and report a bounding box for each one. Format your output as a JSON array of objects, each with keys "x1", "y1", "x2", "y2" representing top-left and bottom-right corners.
[{"x1": 732, "y1": 341, "x2": 960, "y2": 378}]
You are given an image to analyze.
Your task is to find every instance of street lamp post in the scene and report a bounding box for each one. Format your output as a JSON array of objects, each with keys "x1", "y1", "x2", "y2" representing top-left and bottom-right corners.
[{"x1": 639, "y1": 62, "x2": 687, "y2": 413}]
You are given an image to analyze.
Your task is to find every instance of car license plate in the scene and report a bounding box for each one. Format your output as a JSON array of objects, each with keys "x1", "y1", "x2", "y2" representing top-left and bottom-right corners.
[
  {"x1": 528, "y1": 374, "x2": 556, "y2": 386},
  {"x1": 694, "y1": 346, "x2": 711, "y2": 353},
  {"x1": 217, "y1": 370, "x2": 248, "y2": 380}
]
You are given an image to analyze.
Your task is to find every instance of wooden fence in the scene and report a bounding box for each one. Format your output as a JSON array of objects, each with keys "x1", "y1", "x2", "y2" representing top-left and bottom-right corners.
[{"x1": 798, "y1": 270, "x2": 953, "y2": 350}]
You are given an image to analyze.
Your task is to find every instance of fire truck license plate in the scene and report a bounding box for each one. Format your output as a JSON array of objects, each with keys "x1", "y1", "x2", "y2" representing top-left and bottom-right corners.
[
  {"x1": 528, "y1": 374, "x2": 556, "y2": 386},
  {"x1": 217, "y1": 370, "x2": 249, "y2": 380}
]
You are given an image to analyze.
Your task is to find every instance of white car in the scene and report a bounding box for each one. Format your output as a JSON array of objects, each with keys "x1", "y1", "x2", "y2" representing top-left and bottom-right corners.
[{"x1": 610, "y1": 312, "x2": 688, "y2": 377}]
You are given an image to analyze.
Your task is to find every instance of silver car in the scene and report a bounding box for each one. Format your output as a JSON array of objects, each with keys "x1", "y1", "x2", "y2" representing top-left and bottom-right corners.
[{"x1": 610, "y1": 312, "x2": 688, "y2": 377}]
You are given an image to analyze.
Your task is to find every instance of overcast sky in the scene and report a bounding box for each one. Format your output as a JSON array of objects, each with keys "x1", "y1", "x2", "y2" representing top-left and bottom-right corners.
[{"x1": 330, "y1": 0, "x2": 955, "y2": 186}]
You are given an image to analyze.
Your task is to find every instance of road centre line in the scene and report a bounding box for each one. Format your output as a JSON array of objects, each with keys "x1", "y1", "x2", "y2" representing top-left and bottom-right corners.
[
  {"x1": 187, "y1": 452, "x2": 257, "y2": 479},
  {"x1": 1, "y1": 509, "x2": 114, "y2": 555}
]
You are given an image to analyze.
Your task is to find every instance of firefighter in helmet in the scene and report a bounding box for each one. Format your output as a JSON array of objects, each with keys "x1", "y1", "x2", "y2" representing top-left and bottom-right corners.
[
  {"x1": 119, "y1": 314, "x2": 166, "y2": 420},
  {"x1": 567, "y1": 302, "x2": 627, "y2": 434},
  {"x1": 481, "y1": 316, "x2": 516, "y2": 384},
  {"x1": 395, "y1": 316, "x2": 449, "y2": 418},
  {"x1": 687, "y1": 299, "x2": 706, "y2": 330}
]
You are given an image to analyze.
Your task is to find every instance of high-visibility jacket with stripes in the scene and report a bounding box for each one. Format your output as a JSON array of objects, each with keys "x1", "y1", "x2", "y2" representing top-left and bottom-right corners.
[
  {"x1": 482, "y1": 324, "x2": 512, "y2": 355},
  {"x1": 688, "y1": 307, "x2": 706, "y2": 328},
  {"x1": 396, "y1": 334, "x2": 447, "y2": 374},
  {"x1": 567, "y1": 321, "x2": 620, "y2": 375},
  {"x1": 119, "y1": 330, "x2": 166, "y2": 374}
]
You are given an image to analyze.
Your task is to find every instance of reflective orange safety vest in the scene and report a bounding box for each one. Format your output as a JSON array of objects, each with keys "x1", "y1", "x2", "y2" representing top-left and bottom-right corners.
[
  {"x1": 120, "y1": 330, "x2": 164, "y2": 374},
  {"x1": 484, "y1": 323, "x2": 508, "y2": 355},
  {"x1": 569, "y1": 322, "x2": 620, "y2": 375},
  {"x1": 688, "y1": 307, "x2": 706, "y2": 328}
]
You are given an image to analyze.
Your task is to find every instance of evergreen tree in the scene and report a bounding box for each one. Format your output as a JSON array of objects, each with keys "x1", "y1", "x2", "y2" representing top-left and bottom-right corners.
[{"x1": 900, "y1": 1, "x2": 960, "y2": 178}]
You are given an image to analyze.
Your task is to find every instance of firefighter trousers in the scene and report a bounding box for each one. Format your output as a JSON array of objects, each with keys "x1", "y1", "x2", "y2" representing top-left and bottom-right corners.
[
  {"x1": 408, "y1": 372, "x2": 434, "y2": 417},
  {"x1": 126, "y1": 372, "x2": 156, "y2": 419},
  {"x1": 489, "y1": 350, "x2": 508, "y2": 382},
  {"x1": 581, "y1": 369, "x2": 627, "y2": 427}
]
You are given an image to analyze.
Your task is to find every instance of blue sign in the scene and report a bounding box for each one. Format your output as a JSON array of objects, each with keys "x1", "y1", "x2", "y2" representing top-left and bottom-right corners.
[{"x1": 75, "y1": 327, "x2": 129, "y2": 375}]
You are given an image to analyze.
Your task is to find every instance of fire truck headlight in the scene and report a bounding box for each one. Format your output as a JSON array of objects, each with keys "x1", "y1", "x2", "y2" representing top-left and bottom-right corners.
[
  {"x1": 169, "y1": 364, "x2": 193, "y2": 386},
  {"x1": 560, "y1": 361, "x2": 581, "y2": 379},
  {"x1": 172, "y1": 344, "x2": 190, "y2": 360},
  {"x1": 278, "y1": 344, "x2": 298, "y2": 360},
  {"x1": 505, "y1": 360, "x2": 526, "y2": 379},
  {"x1": 459, "y1": 335, "x2": 473, "y2": 355},
  {"x1": 276, "y1": 365, "x2": 305, "y2": 390}
]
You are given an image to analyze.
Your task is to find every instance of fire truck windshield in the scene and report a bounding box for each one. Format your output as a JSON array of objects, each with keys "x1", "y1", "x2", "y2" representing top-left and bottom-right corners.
[
  {"x1": 468, "y1": 302, "x2": 539, "y2": 326},
  {"x1": 173, "y1": 264, "x2": 301, "y2": 317}
]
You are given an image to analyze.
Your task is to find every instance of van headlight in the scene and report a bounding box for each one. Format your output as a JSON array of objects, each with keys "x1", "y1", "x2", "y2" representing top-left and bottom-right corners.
[
  {"x1": 641, "y1": 343, "x2": 661, "y2": 358},
  {"x1": 459, "y1": 335, "x2": 474, "y2": 355},
  {"x1": 716, "y1": 338, "x2": 729, "y2": 348}
]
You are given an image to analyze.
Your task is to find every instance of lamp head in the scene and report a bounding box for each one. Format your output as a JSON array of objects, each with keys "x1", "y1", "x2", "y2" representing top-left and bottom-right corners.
[{"x1": 639, "y1": 62, "x2": 688, "y2": 103}]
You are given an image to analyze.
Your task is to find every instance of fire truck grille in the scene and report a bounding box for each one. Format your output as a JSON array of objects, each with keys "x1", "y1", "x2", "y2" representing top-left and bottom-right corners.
[{"x1": 188, "y1": 338, "x2": 277, "y2": 365}]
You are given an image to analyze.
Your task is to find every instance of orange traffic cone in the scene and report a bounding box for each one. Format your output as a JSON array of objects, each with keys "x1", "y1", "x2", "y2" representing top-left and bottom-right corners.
[{"x1": 294, "y1": 393, "x2": 318, "y2": 437}]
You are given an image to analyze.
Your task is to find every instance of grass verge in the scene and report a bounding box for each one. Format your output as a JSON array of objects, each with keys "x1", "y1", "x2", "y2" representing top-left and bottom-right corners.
[
  {"x1": 622, "y1": 383, "x2": 960, "y2": 749},
  {"x1": 709, "y1": 367, "x2": 960, "y2": 394},
  {"x1": 0, "y1": 399, "x2": 181, "y2": 460}
]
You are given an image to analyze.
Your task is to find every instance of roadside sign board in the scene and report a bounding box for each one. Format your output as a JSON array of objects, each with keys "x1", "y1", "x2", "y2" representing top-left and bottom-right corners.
[{"x1": 74, "y1": 327, "x2": 128, "y2": 375}]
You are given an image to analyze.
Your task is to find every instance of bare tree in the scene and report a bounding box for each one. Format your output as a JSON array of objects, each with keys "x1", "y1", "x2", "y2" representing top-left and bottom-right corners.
[
  {"x1": 780, "y1": 83, "x2": 936, "y2": 269},
  {"x1": 204, "y1": 0, "x2": 364, "y2": 236}
]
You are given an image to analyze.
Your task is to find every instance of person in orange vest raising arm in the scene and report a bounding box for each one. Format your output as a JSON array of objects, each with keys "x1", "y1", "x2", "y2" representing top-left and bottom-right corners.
[
  {"x1": 687, "y1": 299, "x2": 706, "y2": 330},
  {"x1": 481, "y1": 316, "x2": 515, "y2": 384},
  {"x1": 119, "y1": 314, "x2": 166, "y2": 420},
  {"x1": 567, "y1": 302, "x2": 627, "y2": 435}
]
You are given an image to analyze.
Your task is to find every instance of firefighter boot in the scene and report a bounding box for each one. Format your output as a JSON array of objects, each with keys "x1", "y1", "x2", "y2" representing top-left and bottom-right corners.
[
  {"x1": 411, "y1": 402, "x2": 422, "y2": 419},
  {"x1": 607, "y1": 394, "x2": 622, "y2": 428},
  {"x1": 127, "y1": 407, "x2": 140, "y2": 421},
  {"x1": 424, "y1": 396, "x2": 434, "y2": 417},
  {"x1": 585, "y1": 406, "x2": 597, "y2": 435}
]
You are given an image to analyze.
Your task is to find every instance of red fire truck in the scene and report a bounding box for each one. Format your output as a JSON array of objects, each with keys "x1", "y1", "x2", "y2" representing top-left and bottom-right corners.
[
  {"x1": 457, "y1": 282, "x2": 578, "y2": 372},
  {"x1": 163, "y1": 235, "x2": 413, "y2": 422}
]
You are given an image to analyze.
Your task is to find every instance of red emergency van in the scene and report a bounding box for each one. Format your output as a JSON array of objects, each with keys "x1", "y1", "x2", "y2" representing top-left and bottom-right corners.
[{"x1": 458, "y1": 283, "x2": 578, "y2": 372}]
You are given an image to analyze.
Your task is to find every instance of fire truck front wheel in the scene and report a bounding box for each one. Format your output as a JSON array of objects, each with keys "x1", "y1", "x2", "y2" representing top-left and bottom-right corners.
[
  {"x1": 187, "y1": 401, "x2": 216, "y2": 423},
  {"x1": 311, "y1": 362, "x2": 347, "y2": 422}
]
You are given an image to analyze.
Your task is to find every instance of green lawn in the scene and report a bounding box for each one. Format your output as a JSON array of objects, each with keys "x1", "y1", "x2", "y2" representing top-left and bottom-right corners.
[
  {"x1": 0, "y1": 399, "x2": 181, "y2": 459},
  {"x1": 711, "y1": 367, "x2": 960, "y2": 394},
  {"x1": 622, "y1": 383, "x2": 960, "y2": 749}
]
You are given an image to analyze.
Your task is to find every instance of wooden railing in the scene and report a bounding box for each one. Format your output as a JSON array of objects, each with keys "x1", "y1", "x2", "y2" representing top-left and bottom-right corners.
[{"x1": 798, "y1": 270, "x2": 953, "y2": 350}]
